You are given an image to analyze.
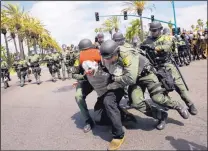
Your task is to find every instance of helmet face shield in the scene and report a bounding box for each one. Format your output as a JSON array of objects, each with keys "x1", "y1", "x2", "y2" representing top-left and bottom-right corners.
[
  {"x1": 150, "y1": 29, "x2": 161, "y2": 38},
  {"x1": 102, "y1": 53, "x2": 118, "y2": 64},
  {"x1": 114, "y1": 39, "x2": 125, "y2": 46}
]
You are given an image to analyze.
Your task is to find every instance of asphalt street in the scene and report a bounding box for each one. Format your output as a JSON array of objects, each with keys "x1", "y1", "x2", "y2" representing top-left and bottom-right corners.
[{"x1": 1, "y1": 60, "x2": 207, "y2": 150}]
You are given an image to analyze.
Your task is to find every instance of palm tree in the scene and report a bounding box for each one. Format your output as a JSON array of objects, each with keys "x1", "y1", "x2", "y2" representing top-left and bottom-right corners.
[
  {"x1": 197, "y1": 19, "x2": 204, "y2": 30},
  {"x1": 101, "y1": 16, "x2": 120, "y2": 39},
  {"x1": 125, "y1": 19, "x2": 141, "y2": 42},
  {"x1": 94, "y1": 28, "x2": 99, "y2": 34},
  {"x1": 101, "y1": 19, "x2": 113, "y2": 39},
  {"x1": 1, "y1": 11, "x2": 11, "y2": 66},
  {"x1": 3, "y1": 3, "x2": 26, "y2": 59},
  {"x1": 122, "y1": 1, "x2": 155, "y2": 42},
  {"x1": 2, "y1": 3, "x2": 61, "y2": 59}
]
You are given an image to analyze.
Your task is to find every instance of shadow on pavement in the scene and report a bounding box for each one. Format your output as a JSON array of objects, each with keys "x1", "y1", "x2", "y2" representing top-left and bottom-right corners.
[
  {"x1": 71, "y1": 109, "x2": 185, "y2": 142},
  {"x1": 31, "y1": 81, "x2": 43, "y2": 85},
  {"x1": 166, "y1": 117, "x2": 184, "y2": 126},
  {"x1": 165, "y1": 136, "x2": 207, "y2": 150},
  {"x1": 53, "y1": 85, "x2": 75, "y2": 93}
]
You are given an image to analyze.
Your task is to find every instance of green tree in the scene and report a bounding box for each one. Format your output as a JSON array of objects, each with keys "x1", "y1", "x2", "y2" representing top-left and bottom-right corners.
[
  {"x1": 122, "y1": 1, "x2": 155, "y2": 41},
  {"x1": 101, "y1": 16, "x2": 120, "y2": 39}
]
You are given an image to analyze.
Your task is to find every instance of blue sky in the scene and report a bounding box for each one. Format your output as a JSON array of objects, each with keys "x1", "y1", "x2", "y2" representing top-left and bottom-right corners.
[{"x1": 1, "y1": 1, "x2": 207, "y2": 53}]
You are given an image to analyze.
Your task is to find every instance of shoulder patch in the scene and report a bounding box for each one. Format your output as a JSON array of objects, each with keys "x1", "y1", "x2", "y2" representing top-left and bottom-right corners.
[
  {"x1": 74, "y1": 59, "x2": 79, "y2": 67},
  {"x1": 122, "y1": 57, "x2": 130, "y2": 67}
]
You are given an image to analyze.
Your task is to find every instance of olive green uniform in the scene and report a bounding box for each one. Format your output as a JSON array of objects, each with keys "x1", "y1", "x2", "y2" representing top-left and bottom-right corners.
[
  {"x1": 61, "y1": 50, "x2": 67, "y2": 80},
  {"x1": 44, "y1": 54, "x2": 57, "y2": 80},
  {"x1": 1, "y1": 61, "x2": 11, "y2": 81},
  {"x1": 27, "y1": 54, "x2": 41, "y2": 83},
  {"x1": 72, "y1": 52, "x2": 94, "y2": 124},
  {"x1": 65, "y1": 51, "x2": 76, "y2": 79},
  {"x1": 51, "y1": 52, "x2": 62, "y2": 79},
  {"x1": 103, "y1": 42, "x2": 188, "y2": 119},
  {"x1": 143, "y1": 35, "x2": 196, "y2": 113},
  {"x1": 15, "y1": 59, "x2": 30, "y2": 86}
]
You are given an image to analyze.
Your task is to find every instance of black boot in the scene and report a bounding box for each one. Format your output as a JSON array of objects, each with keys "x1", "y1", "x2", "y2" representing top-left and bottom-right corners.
[
  {"x1": 83, "y1": 119, "x2": 94, "y2": 133},
  {"x1": 156, "y1": 109, "x2": 168, "y2": 130},
  {"x1": 8, "y1": 75, "x2": 11, "y2": 81},
  {"x1": 145, "y1": 105, "x2": 167, "y2": 130},
  {"x1": 187, "y1": 104, "x2": 198, "y2": 115},
  {"x1": 176, "y1": 105, "x2": 189, "y2": 119}
]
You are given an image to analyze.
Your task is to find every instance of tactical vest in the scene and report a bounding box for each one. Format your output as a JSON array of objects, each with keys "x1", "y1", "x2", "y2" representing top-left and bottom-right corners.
[
  {"x1": 143, "y1": 36, "x2": 171, "y2": 64},
  {"x1": 86, "y1": 64, "x2": 111, "y2": 97}
]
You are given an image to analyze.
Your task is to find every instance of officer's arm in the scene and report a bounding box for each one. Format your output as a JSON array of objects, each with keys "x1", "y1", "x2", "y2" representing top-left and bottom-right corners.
[
  {"x1": 155, "y1": 36, "x2": 172, "y2": 52},
  {"x1": 71, "y1": 59, "x2": 85, "y2": 80},
  {"x1": 107, "y1": 51, "x2": 137, "y2": 91},
  {"x1": 115, "y1": 52, "x2": 137, "y2": 85}
]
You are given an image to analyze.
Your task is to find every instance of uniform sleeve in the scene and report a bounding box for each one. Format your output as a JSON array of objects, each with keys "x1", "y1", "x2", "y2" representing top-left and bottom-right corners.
[
  {"x1": 155, "y1": 36, "x2": 172, "y2": 52},
  {"x1": 71, "y1": 57, "x2": 85, "y2": 80},
  {"x1": 111, "y1": 47, "x2": 138, "y2": 87}
]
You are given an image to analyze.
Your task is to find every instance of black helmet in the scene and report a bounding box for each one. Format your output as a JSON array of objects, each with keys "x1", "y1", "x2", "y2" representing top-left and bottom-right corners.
[
  {"x1": 97, "y1": 33, "x2": 104, "y2": 39},
  {"x1": 100, "y1": 40, "x2": 119, "y2": 59},
  {"x1": 112, "y1": 32, "x2": 125, "y2": 41},
  {"x1": 163, "y1": 27, "x2": 170, "y2": 35},
  {"x1": 62, "y1": 44, "x2": 67, "y2": 49},
  {"x1": 149, "y1": 21, "x2": 163, "y2": 31},
  {"x1": 132, "y1": 36, "x2": 139, "y2": 43},
  {"x1": 78, "y1": 39, "x2": 93, "y2": 51}
]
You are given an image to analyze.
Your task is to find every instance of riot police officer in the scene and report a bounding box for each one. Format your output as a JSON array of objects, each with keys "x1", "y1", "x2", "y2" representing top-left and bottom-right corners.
[
  {"x1": 95, "y1": 33, "x2": 104, "y2": 49},
  {"x1": 65, "y1": 47, "x2": 76, "y2": 79},
  {"x1": 162, "y1": 27, "x2": 171, "y2": 36},
  {"x1": 14, "y1": 57, "x2": 31, "y2": 87},
  {"x1": 1, "y1": 59, "x2": 10, "y2": 88},
  {"x1": 1, "y1": 59, "x2": 11, "y2": 81},
  {"x1": 141, "y1": 21, "x2": 197, "y2": 115},
  {"x1": 28, "y1": 51, "x2": 41, "y2": 84},
  {"x1": 100, "y1": 33, "x2": 190, "y2": 129},
  {"x1": 51, "y1": 49, "x2": 62, "y2": 79},
  {"x1": 132, "y1": 36, "x2": 141, "y2": 49},
  {"x1": 176, "y1": 35, "x2": 190, "y2": 66},
  {"x1": 72, "y1": 39, "x2": 95, "y2": 133},
  {"x1": 44, "y1": 50, "x2": 59, "y2": 82}
]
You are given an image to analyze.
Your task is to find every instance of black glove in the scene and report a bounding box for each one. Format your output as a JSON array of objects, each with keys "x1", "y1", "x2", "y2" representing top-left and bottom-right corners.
[
  {"x1": 109, "y1": 75, "x2": 115, "y2": 83},
  {"x1": 140, "y1": 44, "x2": 155, "y2": 50}
]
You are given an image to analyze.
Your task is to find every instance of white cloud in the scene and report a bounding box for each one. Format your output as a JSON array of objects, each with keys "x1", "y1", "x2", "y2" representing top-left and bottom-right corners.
[
  {"x1": 1, "y1": 1, "x2": 207, "y2": 54},
  {"x1": 176, "y1": 4, "x2": 207, "y2": 30}
]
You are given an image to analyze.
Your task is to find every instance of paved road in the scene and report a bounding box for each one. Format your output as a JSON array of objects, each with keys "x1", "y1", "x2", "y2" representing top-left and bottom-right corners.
[{"x1": 1, "y1": 60, "x2": 207, "y2": 150}]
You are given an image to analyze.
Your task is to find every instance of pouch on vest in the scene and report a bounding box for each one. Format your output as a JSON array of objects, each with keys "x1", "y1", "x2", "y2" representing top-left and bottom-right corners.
[{"x1": 156, "y1": 68, "x2": 175, "y2": 92}]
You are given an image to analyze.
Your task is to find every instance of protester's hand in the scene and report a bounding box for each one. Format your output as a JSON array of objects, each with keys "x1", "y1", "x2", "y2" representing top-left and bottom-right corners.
[{"x1": 72, "y1": 81, "x2": 78, "y2": 88}]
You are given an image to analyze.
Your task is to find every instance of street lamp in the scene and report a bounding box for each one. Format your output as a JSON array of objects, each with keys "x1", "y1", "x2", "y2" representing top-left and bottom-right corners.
[{"x1": 171, "y1": 1, "x2": 178, "y2": 34}]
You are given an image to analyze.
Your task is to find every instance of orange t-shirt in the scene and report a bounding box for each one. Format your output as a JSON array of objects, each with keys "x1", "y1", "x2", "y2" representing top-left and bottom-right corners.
[{"x1": 79, "y1": 49, "x2": 101, "y2": 64}]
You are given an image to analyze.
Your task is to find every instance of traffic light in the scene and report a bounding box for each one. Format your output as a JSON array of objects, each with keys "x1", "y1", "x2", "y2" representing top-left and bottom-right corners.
[
  {"x1": 95, "y1": 12, "x2": 99, "y2": 21},
  {"x1": 172, "y1": 27, "x2": 181, "y2": 35},
  {"x1": 151, "y1": 15, "x2": 154, "y2": 22},
  {"x1": 124, "y1": 11, "x2": 127, "y2": 20}
]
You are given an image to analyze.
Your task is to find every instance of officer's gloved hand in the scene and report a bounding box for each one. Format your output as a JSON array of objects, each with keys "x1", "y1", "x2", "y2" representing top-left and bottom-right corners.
[
  {"x1": 147, "y1": 44, "x2": 155, "y2": 50},
  {"x1": 109, "y1": 75, "x2": 115, "y2": 83}
]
